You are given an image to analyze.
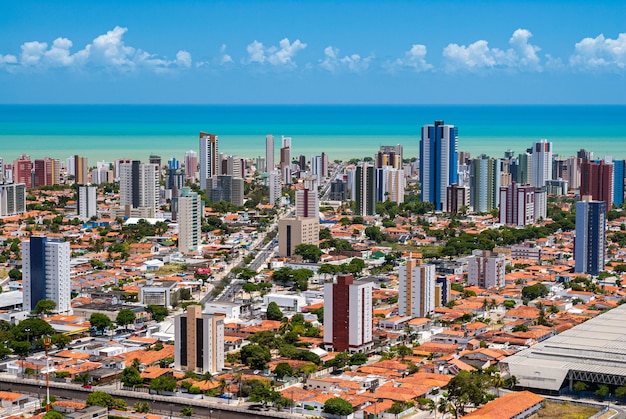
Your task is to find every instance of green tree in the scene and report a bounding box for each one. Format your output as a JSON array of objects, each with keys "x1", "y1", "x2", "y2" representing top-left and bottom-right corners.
[
  {"x1": 266, "y1": 302, "x2": 283, "y2": 321},
  {"x1": 89, "y1": 313, "x2": 113, "y2": 334},
  {"x1": 10, "y1": 341, "x2": 30, "y2": 357},
  {"x1": 13, "y1": 318, "x2": 55, "y2": 341},
  {"x1": 323, "y1": 397, "x2": 353, "y2": 416},
  {"x1": 86, "y1": 391, "x2": 114, "y2": 408},
  {"x1": 274, "y1": 362, "x2": 294, "y2": 380},
  {"x1": 134, "y1": 402, "x2": 150, "y2": 413},
  {"x1": 180, "y1": 406, "x2": 194, "y2": 417},
  {"x1": 294, "y1": 243, "x2": 322, "y2": 262},
  {"x1": 121, "y1": 366, "x2": 143, "y2": 387},
  {"x1": 349, "y1": 352, "x2": 368, "y2": 366},
  {"x1": 522, "y1": 283, "x2": 548, "y2": 300},
  {"x1": 0, "y1": 343, "x2": 11, "y2": 359},
  {"x1": 318, "y1": 263, "x2": 335, "y2": 280},
  {"x1": 444, "y1": 370, "x2": 494, "y2": 418},
  {"x1": 573, "y1": 381, "x2": 588, "y2": 392},
  {"x1": 149, "y1": 375, "x2": 178, "y2": 393},
  {"x1": 116, "y1": 309, "x2": 136, "y2": 329},
  {"x1": 595, "y1": 384, "x2": 609, "y2": 398},
  {"x1": 146, "y1": 305, "x2": 169, "y2": 322},
  {"x1": 43, "y1": 411, "x2": 64, "y2": 419},
  {"x1": 50, "y1": 333, "x2": 71, "y2": 349},
  {"x1": 240, "y1": 344, "x2": 271, "y2": 370},
  {"x1": 32, "y1": 299, "x2": 56, "y2": 315},
  {"x1": 8, "y1": 268, "x2": 22, "y2": 280}
]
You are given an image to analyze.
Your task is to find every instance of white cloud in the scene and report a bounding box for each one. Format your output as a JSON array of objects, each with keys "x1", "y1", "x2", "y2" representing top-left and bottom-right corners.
[
  {"x1": 1, "y1": 26, "x2": 192, "y2": 72},
  {"x1": 385, "y1": 44, "x2": 433, "y2": 72},
  {"x1": 569, "y1": 33, "x2": 626, "y2": 71},
  {"x1": 320, "y1": 46, "x2": 373, "y2": 72},
  {"x1": 443, "y1": 28, "x2": 542, "y2": 72},
  {"x1": 219, "y1": 44, "x2": 233, "y2": 64},
  {"x1": 245, "y1": 38, "x2": 306, "y2": 67}
]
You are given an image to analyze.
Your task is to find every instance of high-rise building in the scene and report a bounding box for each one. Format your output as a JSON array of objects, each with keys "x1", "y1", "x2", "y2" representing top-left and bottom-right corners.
[
  {"x1": 575, "y1": 199, "x2": 606, "y2": 275},
  {"x1": 467, "y1": 250, "x2": 506, "y2": 289},
  {"x1": 420, "y1": 120, "x2": 459, "y2": 211},
  {"x1": 581, "y1": 159, "x2": 614, "y2": 212},
  {"x1": 323, "y1": 274, "x2": 373, "y2": 353},
  {"x1": 265, "y1": 135, "x2": 274, "y2": 173},
  {"x1": 23, "y1": 236, "x2": 71, "y2": 314},
  {"x1": 530, "y1": 139, "x2": 552, "y2": 188},
  {"x1": 611, "y1": 159, "x2": 625, "y2": 207},
  {"x1": 199, "y1": 132, "x2": 219, "y2": 190},
  {"x1": 119, "y1": 160, "x2": 160, "y2": 213},
  {"x1": 376, "y1": 166, "x2": 405, "y2": 204},
  {"x1": 184, "y1": 150, "x2": 198, "y2": 182},
  {"x1": 277, "y1": 217, "x2": 319, "y2": 258},
  {"x1": 0, "y1": 183, "x2": 26, "y2": 217},
  {"x1": 177, "y1": 187, "x2": 202, "y2": 253},
  {"x1": 77, "y1": 185, "x2": 97, "y2": 220},
  {"x1": 149, "y1": 155, "x2": 161, "y2": 167},
  {"x1": 398, "y1": 258, "x2": 436, "y2": 318},
  {"x1": 355, "y1": 162, "x2": 375, "y2": 216},
  {"x1": 310, "y1": 155, "x2": 323, "y2": 184},
  {"x1": 208, "y1": 175, "x2": 244, "y2": 207},
  {"x1": 296, "y1": 188, "x2": 319, "y2": 218},
  {"x1": 435, "y1": 276, "x2": 451, "y2": 307},
  {"x1": 34, "y1": 158, "x2": 61, "y2": 187},
  {"x1": 565, "y1": 156, "x2": 581, "y2": 190},
  {"x1": 74, "y1": 155, "x2": 89, "y2": 185},
  {"x1": 268, "y1": 169, "x2": 282, "y2": 206},
  {"x1": 375, "y1": 145, "x2": 403, "y2": 170},
  {"x1": 470, "y1": 155, "x2": 500, "y2": 213},
  {"x1": 499, "y1": 182, "x2": 536, "y2": 226},
  {"x1": 220, "y1": 154, "x2": 245, "y2": 179},
  {"x1": 329, "y1": 179, "x2": 346, "y2": 201},
  {"x1": 280, "y1": 136, "x2": 292, "y2": 184},
  {"x1": 168, "y1": 158, "x2": 180, "y2": 171},
  {"x1": 174, "y1": 305, "x2": 224, "y2": 374},
  {"x1": 13, "y1": 154, "x2": 33, "y2": 188},
  {"x1": 446, "y1": 184, "x2": 470, "y2": 214}
]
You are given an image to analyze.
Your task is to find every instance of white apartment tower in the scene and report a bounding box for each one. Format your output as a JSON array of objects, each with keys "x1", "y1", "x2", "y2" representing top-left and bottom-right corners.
[
  {"x1": 467, "y1": 250, "x2": 506, "y2": 289},
  {"x1": 531, "y1": 139, "x2": 553, "y2": 188},
  {"x1": 23, "y1": 236, "x2": 71, "y2": 314},
  {"x1": 77, "y1": 185, "x2": 97, "y2": 220},
  {"x1": 177, "y1": 187, "x2": 202, "y2": 253},
  {"x1": 268, "y1": 169, "x2": 282, "y2": 205},
  {"x1": 398, "y1": 258, "x2": 436, "y2": 318},
  {"x1": 199, "y1": 132, "x2": 219, "y2": 190}
]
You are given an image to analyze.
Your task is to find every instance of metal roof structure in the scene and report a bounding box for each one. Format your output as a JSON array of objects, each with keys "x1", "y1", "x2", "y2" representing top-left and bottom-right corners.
[{"x1": 500, "y1": 303, "x2": 626, "y2": 391}]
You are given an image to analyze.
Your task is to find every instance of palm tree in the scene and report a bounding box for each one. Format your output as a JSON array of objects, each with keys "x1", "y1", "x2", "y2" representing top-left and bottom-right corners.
[{"x1": 201, "y1": 371, "x2": 213, "y2": 384}]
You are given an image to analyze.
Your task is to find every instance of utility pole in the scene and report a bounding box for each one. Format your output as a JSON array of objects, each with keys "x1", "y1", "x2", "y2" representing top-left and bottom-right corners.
[{"x1": 44, "y1": 336, "x2": 51, "y2": 412}]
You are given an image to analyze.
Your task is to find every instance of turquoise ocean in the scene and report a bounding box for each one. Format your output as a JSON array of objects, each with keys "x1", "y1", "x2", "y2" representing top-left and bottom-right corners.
[{"x1": 0, "y1": 105, "x2": 625, "y2": 163}]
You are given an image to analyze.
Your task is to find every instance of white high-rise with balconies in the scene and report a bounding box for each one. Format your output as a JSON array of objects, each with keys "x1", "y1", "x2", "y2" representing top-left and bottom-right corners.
[
  {"x1": 199, "y1": 132, "x2": 219, "y2": 190},
  {"x1": 398, "y1": 258, "x2": 436, "y2": 318},
  {"x1": 178, "y1": 187, "x2": 202, "y2": 253}
]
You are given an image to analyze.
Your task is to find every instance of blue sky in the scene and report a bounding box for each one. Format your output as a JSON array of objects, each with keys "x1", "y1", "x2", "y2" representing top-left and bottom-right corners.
[{"x1": 0, "y1": 0, "x2": 624, "y2": 104}]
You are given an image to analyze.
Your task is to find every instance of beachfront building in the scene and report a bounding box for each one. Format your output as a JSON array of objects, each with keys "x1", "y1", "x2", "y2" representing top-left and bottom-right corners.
[
  {"x1": 73, "y1": 155, "x2": 89, "y2": 185},
  {"x1": 531, "y1": 139, "x2": 553, "y2": 188},
  {"x1": 174, "y1": 305, "x2": 224, "y2": 374},
  {"x1": 398, "y1": 258, "x2": 436, "y2": 318},
  {"x1": 323, "y1": 274, "x2": 373, "y2": 353},
  {"x1": 199, "y1": 132, "x2": 219, "y2": 190},
  {"x1": 420, "y1": 120, "x2": 459, "y2": 211},
  {"x1": 177, "y1": 187, "x2": 202, "y2": 254},
  {"x1": 575, "y1": 199, "x2": 606, "y2": 275},
  {"x1": 23, "y1": 236, "x2": 71, "y2": 314},
  {"x1": 280, "y1": 136, "x2": 292, "y2": 184},
  {"x1": 77, "y1": 185, "x2": 97, "y2": 220},
  {"x1": 13, "y1": 154, "x2": 33, "y2": 188},
  {"x1": 265, "y1": 134, "x2": 274, "y2": 173},
  {"x1": 499, "y1": 182, "x2": 536, "y2": 226},
  {"x1": 33, "y1": 158, "x2": 61, "y2": 187},
  {"x1": 467, "y1": 250, "x2": 506, "y2": 289},
  {"x1": 277, "y1": 217, "x2": 319, "y2": 258},
  {"x1": 0, "y1": 183, "x2": 26, "y2": 217},
  {"x1": 611, "y1": 158, "x2": 625, "y2": 207}
]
